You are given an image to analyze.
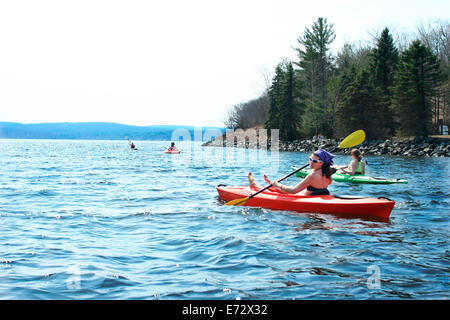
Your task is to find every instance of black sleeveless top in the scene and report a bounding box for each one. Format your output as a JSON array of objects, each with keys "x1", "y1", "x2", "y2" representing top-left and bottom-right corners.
[{"x1": 307, "y1": 185, "x2": 330, "y2": 195}]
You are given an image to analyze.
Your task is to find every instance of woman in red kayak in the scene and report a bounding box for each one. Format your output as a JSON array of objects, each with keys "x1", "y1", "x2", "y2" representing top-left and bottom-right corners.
[
  {"x1": 248, "y1": 150, "x2": 334, "y2": 196},
  {"x1": 167, "y1": 142, "x2": 178, "y2": 151}
]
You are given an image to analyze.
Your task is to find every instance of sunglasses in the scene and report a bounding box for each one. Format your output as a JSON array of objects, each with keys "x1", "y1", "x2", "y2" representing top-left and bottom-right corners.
[{"x1": 309, "y1": 157, "x2": 323, "y2": 163}]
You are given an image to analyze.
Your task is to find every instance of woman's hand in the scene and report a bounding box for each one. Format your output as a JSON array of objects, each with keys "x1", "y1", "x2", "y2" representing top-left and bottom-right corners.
[
  {"x1": 265, "y1": 175, "x2": 283, "y2": 190},
  {"x1": 263, "y1": 175, "x2": 272, "y2": 185}
]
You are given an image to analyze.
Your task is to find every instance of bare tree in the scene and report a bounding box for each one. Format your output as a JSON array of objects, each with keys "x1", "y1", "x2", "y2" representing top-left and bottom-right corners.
[
  {"x1": 222, "y1": 94, "x2": 269, "y2": 129},
  {"x1": 416, "y1": 19, "x2": 449, "y2": 68}
]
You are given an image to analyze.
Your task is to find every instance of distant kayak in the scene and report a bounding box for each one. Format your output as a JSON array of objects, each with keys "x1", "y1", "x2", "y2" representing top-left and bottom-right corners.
[
  {"x1": 217, "y1": 185, "x2": 395, "y2": 219},
  {"x1": 292, "y1": 166, "x2": 408, "y2": 184},
  {"x1": 165, "y1": 149, "x2": 180, "y2": 154}
]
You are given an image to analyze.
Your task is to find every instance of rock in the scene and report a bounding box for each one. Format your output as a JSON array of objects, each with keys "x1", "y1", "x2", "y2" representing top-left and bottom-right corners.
[{"x1": 423, "y1": 147, "x2": 432, "y2": 154}]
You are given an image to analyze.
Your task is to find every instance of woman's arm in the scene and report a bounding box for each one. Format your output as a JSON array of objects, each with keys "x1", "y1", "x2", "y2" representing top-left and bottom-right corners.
[
  {"x1": 340, "y1": 160, "x2": 357, "y2": 175},
  {"x1": 270, "y1": 174, "x2": 313, "y2": 194}
]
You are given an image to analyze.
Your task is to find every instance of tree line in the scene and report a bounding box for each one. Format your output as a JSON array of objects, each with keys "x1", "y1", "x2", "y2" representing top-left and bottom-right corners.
[{"x1": 224, "y1": 18, "x2": 449, "y2": 140}]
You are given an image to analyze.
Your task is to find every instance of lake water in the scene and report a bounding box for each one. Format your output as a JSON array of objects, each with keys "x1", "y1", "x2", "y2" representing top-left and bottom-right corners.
[{"x1": 0, "y1": 139, "x2": 448, "y2": 299}]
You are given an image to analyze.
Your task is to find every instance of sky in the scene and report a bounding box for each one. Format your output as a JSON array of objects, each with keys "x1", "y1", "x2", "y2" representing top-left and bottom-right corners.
[{"x1": 0, "y1": 0, "x2": 448, "y2": 127}]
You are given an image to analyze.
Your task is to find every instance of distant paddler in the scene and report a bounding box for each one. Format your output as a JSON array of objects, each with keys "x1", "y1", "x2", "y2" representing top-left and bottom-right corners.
[
  {"x1": 165, "y1": 142, "x2": 180, "y2": 154},
  {"x1": 125, "y1": 136, "x2": 137, "y2": 150}
]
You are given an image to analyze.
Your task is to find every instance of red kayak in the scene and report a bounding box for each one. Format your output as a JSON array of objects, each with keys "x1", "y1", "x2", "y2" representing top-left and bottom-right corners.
[
  {"x1": 216, "y1": 186, "x2": 395, "y2": 219},
  {"x1": 164, "y1": 149, "x2": 180, "y2": 154}
]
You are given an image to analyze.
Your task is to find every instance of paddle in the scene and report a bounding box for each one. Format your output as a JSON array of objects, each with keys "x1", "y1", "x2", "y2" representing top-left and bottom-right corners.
[
  {"x1": 225, "y1": 129, "x2": 366, "y2": 206},
  {"x1": 125, "y1": 136, "x2": 138, "y2": 150}
]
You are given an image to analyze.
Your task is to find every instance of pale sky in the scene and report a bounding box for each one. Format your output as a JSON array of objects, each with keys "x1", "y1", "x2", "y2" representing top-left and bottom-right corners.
[{"x1": 0, "y1": 0, "x2": 448, "y2": 127}]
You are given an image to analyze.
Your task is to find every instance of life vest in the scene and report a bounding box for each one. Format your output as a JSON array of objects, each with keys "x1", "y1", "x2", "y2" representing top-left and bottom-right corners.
[{"x1": 354, "y1": 161, "x2": 363, "y2": 174}]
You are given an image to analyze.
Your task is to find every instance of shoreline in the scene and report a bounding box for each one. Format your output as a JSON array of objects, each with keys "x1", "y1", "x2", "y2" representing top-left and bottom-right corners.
[{"x1": 202, "y1": 131, "x2": 450, "y2": 157}]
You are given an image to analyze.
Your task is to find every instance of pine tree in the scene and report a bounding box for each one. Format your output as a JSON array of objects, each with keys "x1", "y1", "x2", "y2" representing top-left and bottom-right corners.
[
  {"x1": 371, "y1": 28, "x2": 399, "y2": 95},
  {"x1": 265, "y1": 60, "x2": 305, "y2": 140},
  {"x1": 279, "y1": 62, "x2": 303, "y2": 140},
  {"x1": 294, "y1": 17, "x2": 336, "y2": 138},
  {"x1": 265, "y1": 64, "x2": 285, "y2": 130},
  {"x1": 392, "y1": 40, "x2": 442, "y2": 137},
  {"x1": 336, "y1": 68, "x2": 385, "y2": 139},
  {"x1": 370, "y1": 28, "x2": 399, "y2": 135}
]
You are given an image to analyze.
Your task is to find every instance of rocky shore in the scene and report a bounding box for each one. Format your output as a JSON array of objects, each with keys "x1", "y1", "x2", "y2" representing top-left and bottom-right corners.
[
  {"x1": 202, "y1": 131, "x2": 450, "y2": 157},
  {"x1": 276, "y1": 138, "x2": 450, "y2": 157}
]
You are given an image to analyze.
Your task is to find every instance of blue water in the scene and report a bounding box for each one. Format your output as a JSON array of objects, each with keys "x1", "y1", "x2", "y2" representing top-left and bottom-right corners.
[{"x1": 0, "y1": 139, "x2": 448, "y2": 299}]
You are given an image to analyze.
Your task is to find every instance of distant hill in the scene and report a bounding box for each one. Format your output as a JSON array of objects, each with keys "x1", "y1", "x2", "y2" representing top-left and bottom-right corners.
[{"x1": 0, "y1": 122, "x2": 225, "y2": 141}]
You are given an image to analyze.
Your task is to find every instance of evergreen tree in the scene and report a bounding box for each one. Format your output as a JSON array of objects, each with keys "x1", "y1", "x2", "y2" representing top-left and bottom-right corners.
[
  {"x1": 265, "y1": 60, "x2": 304, "y2": 140},
  {"x1": 294, "y1": 17, "x2": 336, "y2": 138},
  {"x1": 370, "y1": 28, "x2": 399, "y2": 135},
  {"x1": 279, "y1": 62, "x2": 303, "y2": 140},
  {"x1": 331, "y1": 44, "x2": 373, "y2": 137},
  {"x1": 336, "y1": 68, "x2": 386, "y2": 139},
  {"x1": 265, "y1": 63, "x2": 285, "y2": 130},
  {"x1": 371, "y1": 28, "x2": 399, "y2": 95},
  {"x1": 392, "y1": 40, "x2": 442, "y2": 137}
]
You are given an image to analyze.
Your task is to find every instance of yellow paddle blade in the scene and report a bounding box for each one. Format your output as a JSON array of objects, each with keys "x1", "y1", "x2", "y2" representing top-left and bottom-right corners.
[
  {"x1": 225, "y1": 197, "x2": 249, "y2": 206},
  {"x1": 338, "y1": 130, "x2": 366, "y2": 149}
]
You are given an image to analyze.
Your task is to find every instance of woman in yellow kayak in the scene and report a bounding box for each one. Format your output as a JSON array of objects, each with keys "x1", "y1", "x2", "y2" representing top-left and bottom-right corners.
[
  {"x1": 248, "y1": 150, "x2": 334, "y2": 196},
  {"x1": 335, "y1": 149, "x2": 365, "y2": 175}
]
